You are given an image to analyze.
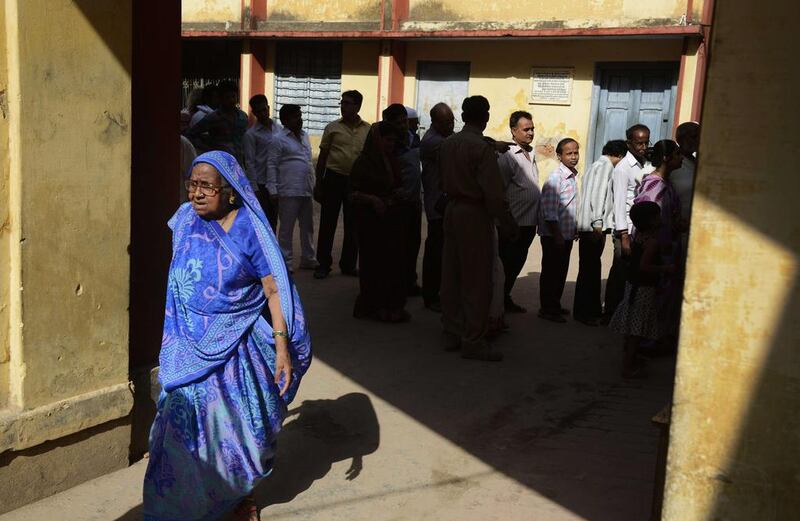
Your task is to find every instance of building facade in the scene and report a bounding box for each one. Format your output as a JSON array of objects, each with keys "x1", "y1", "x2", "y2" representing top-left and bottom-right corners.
[{"x1": 182, "y1": 0, "x2": 711, "y2": 174}]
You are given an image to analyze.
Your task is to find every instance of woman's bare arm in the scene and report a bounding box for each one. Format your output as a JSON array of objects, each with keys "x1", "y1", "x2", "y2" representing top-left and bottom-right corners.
[{"x1": 262, "y1": 275, "x2": 292, "y2": 396}]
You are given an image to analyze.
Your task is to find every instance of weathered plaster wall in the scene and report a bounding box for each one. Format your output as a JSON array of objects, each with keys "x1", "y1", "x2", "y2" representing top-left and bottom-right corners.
[
  {"x1": 0, "y1": 0, "x2": 134, "y2": 511},
  {"x1": 0, "y1": 0, "x2": 10, "y2": 410},
  {"x1": 662, "y1": 0, "x2": 800, "y2": 519},
  {"x1": 677, "y1": 39, "x2": 700, "y2": 124},
  {"x1": 181, "y1": 0, "x2": 697, "y2": 30},
  {"x1": 403, "y1": 39, "x2": 686, "y2": 177},
  {"x1": 342, "y1": 42, "x2": 380, "y2": 123},
  {"x1": 267, "y1": 0, "x2": 381, "y2": 22},
  {"x1": 405, "y1": 0, "x2": 690, "y2": 27},
  {"x1": 9, "y1": 0, "x2": 131, "y2": 410},
  {"x1": 182, "y1": 0, "x2": 241, "y2": 25}
]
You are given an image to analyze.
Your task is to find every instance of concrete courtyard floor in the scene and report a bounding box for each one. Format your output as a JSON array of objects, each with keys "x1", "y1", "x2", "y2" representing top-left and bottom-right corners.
[{"x1": 0, "y1": 232, "x2": 676, "y2": 521}]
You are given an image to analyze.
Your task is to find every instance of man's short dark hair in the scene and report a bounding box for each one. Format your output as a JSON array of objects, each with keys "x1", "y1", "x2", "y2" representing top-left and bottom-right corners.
[
  {"x1": 626, "y1": 124, "x2": 650, "y2": 140},
  {"x1": 675, "y1": 121, "x2": 700, "y2": 142},
  {"x1": 509, "y1": 110, "x2": 532, "y2": 129},
  {"x1": 382, "y1": 103, "x2": 407, "y2": 122},
  {"x1": 556, "y1": 137, "x2": 578, "y2": 155},
  {"x1": 461, "y1": 96, "x2": 490, "y2": 124},
  {"x1": 278, "y1": 104, "x2": 301, "y2": 123},
  {"x1": 249, "y1": 94, "x2": 268, "y2": 108},
  {"x1": 342, "y1": 90, "x2": 363, "y2": 109},
  {"x1": 602, "y1": 139, "x2": 628, "y2": 157},
  {"x1": 218, "y1": 80, "x2": 239, "y2": 96}
]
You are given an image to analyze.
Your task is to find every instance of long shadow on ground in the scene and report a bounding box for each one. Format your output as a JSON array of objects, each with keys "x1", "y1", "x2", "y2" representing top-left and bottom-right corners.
[{"x1": 291, "y1": 265, "x2": 676, "y2": 521}]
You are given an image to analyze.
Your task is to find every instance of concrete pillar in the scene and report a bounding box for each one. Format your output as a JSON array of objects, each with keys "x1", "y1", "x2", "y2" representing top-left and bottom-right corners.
[
  {"x1": 662, "y1": 0, "x2": 800, "y2": 518},
  {"x1": 0, "y1": 0, "x2": 134, "y2": 512}
]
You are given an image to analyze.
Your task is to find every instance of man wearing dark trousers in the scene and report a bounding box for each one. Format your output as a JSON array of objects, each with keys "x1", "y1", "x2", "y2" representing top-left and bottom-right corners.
[
  {"x1": 573, "y1": 139, "x2": 627, "y2": 325},
  {"x1": 604, "y1": 124, "x2": 651, "y2": 321},
  {"x1": 420, "y1": 103, "x2": 455, "y2": 311},
  {"x1": 314, "y1": 90, "x2": 371, "y2": 279},
  {"x1": 497, "y1": 110, "x2": 540, "y2": 314},
  {"x1": 440, "y1": 96, "x2": 517, "y2": 361}
]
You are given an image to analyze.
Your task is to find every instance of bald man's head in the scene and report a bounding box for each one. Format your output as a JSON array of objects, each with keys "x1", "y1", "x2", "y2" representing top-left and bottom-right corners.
[{"x1": 430, "y1": 102, "x2": 455, "y2": 137}]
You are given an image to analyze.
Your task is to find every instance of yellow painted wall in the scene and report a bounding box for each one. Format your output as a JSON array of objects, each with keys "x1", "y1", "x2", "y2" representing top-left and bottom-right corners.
[
  {"x1": 342, "y1": 42, "x2": 380, "y2": 123},
  {"x1": 405, "y1": 0, "x2": 689, "y2": 26},
  {"x1": 0, "y1": 0, "x2": 10, "y2": 409},
  {"x1": 677, "y1": 39, "x2": 700, "y2": 124},
  {"x1": 662, "y1": 0, "x2": 800, "y2": 519},
  {"x1": 403, "y1": 39, "x2": 686, "y2": 177},
  {"x1": 267, "y1": 0, "x2": 381, "y2": 22},
  {"x1": 182, "y1": 0, "x2": 241, "y2": 24},
  {"x1": 3, "y1": 0, "x2": 131, "y2": 410},
  {"x1": 181, "y1": 0, "x2": 696, "y2": 28}
]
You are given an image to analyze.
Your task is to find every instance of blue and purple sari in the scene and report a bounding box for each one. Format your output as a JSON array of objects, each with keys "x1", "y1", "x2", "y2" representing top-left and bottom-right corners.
[{"x1": 143, "y1": 151, "x2": 312, "y2": 521}]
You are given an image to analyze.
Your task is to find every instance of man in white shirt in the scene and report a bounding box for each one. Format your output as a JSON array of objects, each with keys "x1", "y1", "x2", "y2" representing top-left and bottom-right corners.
[
  {"x1": 497, "y1": 110, "x2": 540, "y2": 313},
  {"x1": 267, "y1": 104, "x2": 317, "y2": 271},
  {"x1": 574, "y1": 139, "x2": 627, "y2": 325},
  {"x1": 244, "y1": 94, "x2": 282, "y2": 231},
  {"x1": 604, "y1": 124, "x2": 651, "y2": 321}
]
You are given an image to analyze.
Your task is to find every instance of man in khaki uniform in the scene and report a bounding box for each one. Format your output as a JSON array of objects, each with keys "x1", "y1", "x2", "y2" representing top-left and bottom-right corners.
[{"x1": 440, "y1": 96, "x2": 517, "y2": 361}]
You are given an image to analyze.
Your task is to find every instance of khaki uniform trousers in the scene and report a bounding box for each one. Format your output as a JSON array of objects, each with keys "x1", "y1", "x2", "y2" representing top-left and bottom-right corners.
[{"x1": 440, "y1": 200, "x2": 494, "y2": 345}]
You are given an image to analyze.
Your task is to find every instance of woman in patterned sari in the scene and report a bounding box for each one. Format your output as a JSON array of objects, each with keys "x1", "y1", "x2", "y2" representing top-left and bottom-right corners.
[{"x1": 143, "y1": 151, "x2": 312, "y2": 521}]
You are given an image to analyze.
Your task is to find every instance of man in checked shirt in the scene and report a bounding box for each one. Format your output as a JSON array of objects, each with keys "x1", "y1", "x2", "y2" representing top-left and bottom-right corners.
[{"x1": 538, "y1": 137, "x2": 581, "y2": 323}]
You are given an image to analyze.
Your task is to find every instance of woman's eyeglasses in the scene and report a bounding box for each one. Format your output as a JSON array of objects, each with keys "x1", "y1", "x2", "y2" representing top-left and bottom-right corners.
[{"x1": 185, "y1": 179, "x2": 223, "y2": 196}]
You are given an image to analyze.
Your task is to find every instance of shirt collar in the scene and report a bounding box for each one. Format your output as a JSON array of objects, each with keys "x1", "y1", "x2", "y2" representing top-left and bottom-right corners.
[
  {"x1": 626, "y1": 151, "x2": 642, "y2": 168},
  {"x1": 510, "y1": 143, "x2": 534, "y2": 156},
  {"x1": 559, "y1": 162, "x2": 577, "y2": 179},
  {"x1": 283, "y1": 127, "x2": 306, "y2": 139}
]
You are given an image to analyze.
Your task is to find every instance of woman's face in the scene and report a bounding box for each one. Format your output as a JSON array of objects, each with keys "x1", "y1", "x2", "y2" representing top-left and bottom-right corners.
[
  {"x1": 666, "y1": 149, "x2": 684, "y2": 171},
  {"x1": 188, "y1": 163, "x2": 230, "y2": 220}
]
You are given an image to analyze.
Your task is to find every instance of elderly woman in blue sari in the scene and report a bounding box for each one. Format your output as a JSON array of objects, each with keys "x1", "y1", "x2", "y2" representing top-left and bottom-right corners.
[{"x1": 143, "y1": 151, "x2": 312, "y2": 521}]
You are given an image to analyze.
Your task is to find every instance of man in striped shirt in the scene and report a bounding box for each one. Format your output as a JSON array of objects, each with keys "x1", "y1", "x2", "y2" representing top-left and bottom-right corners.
[
  {"x1": 497, "y1": 111, "x2": 540, "y2": 313},
  {"x1": 573, "y1": 140, "x2": 628, "y2": 326}
]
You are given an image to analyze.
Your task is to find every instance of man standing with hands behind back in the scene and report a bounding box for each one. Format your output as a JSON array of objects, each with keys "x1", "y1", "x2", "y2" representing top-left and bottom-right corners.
[
  {"x1": 314, "y1": 90, "x2": 371, "y2": 279},
  {"x1": 440, "y1": 96, "x2": 518, "y2": 362},
  {"x1": 604, "y1": 124, "x2": 651, "y2": 322}
]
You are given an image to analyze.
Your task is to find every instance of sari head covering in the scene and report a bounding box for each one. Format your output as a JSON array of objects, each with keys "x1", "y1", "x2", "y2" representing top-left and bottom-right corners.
[
  {"x1": 159, "y1": 150, "x2": 311, "y2": 401},
  {"x1": 350, "y1": 121, "x2": 402, "y2": 197}
]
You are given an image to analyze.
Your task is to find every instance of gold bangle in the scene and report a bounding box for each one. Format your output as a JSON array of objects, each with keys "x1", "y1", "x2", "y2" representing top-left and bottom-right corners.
[{"x1": 272, "y1": 330, "x2": 289, "y2": 339}]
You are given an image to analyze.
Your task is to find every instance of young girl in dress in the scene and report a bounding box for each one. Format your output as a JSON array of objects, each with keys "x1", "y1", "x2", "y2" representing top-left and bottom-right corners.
[{"x1": 610, "y1": 201, "x2": 676, "y2": 378}]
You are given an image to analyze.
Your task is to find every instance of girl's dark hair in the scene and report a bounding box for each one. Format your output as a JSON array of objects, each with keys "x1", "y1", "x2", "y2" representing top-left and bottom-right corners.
[
  {"x1": 630, "y1": 201, "x2": 661, "y2": 232},
  {"x1": 602, "y1": 139, "x2": 627, "y2": 157},
  {"x1": 646, "y1": 139, "x2": 680, "y2": 167},
  {"x1": 556, "y1": 138, "x2": 578, "y2": 155}
]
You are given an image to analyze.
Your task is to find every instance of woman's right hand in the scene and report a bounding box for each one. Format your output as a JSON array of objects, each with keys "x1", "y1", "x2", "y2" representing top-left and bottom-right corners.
[{"x1": 274, "y1": 342, "x2": 293, "y2": 397}]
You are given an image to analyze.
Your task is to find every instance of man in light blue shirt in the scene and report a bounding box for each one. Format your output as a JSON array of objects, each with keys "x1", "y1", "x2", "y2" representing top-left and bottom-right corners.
[
  {"x1": 244, "y1": 94, "x2": 282, "y2": 231},
  {"x1": 267, "y1": 104, "x2": 317, "y2": 271}
]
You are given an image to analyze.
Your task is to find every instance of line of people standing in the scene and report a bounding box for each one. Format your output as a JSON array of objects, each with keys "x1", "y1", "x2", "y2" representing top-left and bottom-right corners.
[{"x1": 181, "y1": 83, "x2": 700, "y2": 374}]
